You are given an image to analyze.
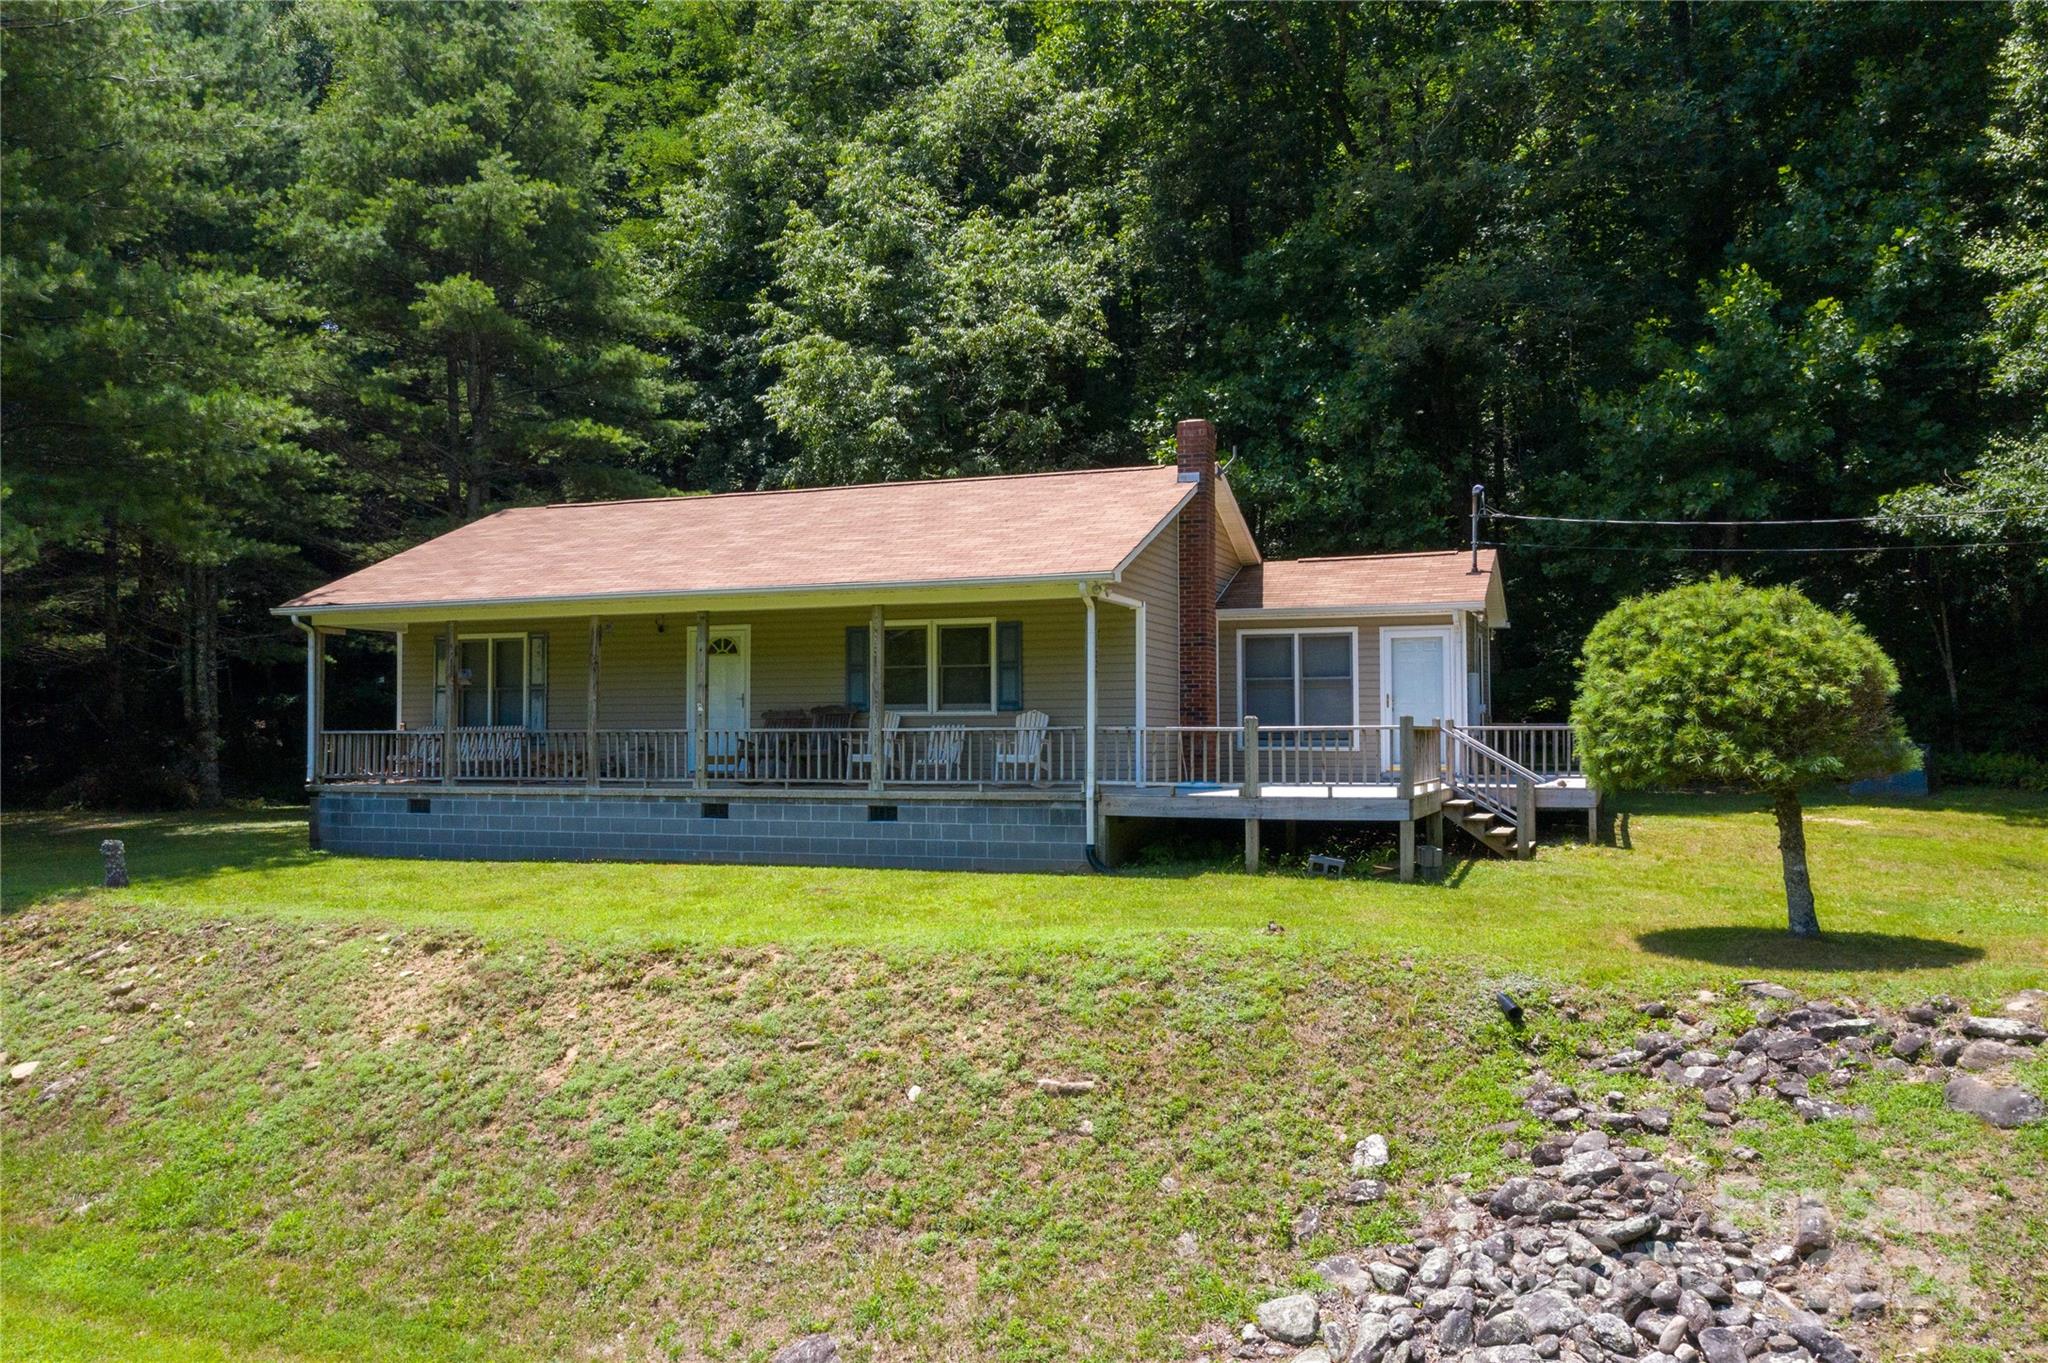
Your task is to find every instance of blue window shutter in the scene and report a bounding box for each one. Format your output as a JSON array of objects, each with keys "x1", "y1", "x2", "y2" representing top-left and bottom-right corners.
[
  {"x1": 527, "y1": 633, "x2": 548, "y2": 730},
  {"x1": 846, "y1": 626, "x2": 869, "y2": 710},
  {"x1": 996, "y1": 621, "x2": 1023, "y2": 712}
]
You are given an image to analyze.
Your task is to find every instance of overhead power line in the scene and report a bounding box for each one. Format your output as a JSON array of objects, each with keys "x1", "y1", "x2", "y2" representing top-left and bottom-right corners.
[
  {"x1": 1483, "y1": 506, "x2": 2048, "y2": 527},
  {"x1": 1478, "y1": 532, "x2": 2046, "y2": 558},
  {"x1": 1464, "y1": 483, "x2": 2047, "y2": 571}
]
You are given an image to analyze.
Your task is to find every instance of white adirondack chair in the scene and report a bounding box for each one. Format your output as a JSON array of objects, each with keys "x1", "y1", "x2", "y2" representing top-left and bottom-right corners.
[
  {"x1": 909, "y1": 725, "x2": 966, "y2": 783},
  {"x1": 993, "y1": 710, "x2": 1051, "y2": 784},
  {"x1": 845, "y1": 711, "x2": 902, "y2": 781}
]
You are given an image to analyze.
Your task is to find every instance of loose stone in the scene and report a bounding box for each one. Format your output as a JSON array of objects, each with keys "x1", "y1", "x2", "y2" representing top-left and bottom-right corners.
[
  {"x1": 1257, "y1": 1293, "x2": 1321, "y2": 1345},
  {"x1": 770, "y1": 1335, "x2": 838, "y2": 1363},
  {"x1": 1943, "y1": 1074, "x2": 2046, "y2": 1128}
]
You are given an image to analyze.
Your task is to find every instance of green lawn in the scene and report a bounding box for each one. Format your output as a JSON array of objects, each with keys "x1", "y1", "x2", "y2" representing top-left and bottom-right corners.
[
  {"x1": 3, "y1": 793, "x2": 2045, "y2": 1362},
  {"x1": 5, "y1": 791, "x2": 2045, "y2": 995}
]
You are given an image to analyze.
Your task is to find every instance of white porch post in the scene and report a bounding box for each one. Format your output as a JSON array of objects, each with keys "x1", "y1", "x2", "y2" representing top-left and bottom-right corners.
[
  {"x1": 1100, "y1": 590, "x2": 1145, "y2": 787},
  {"x1": 586, "y1": 617, "x2": 602, "y2": 787},
  {"x1": 441, "y1": 620, "x2": 458, "y2": 786},
  {"x1": 867, "y1": 605, "x2": 885, "y2": 793},
  {"x1": 693, "y1": 611, "x2": 711, "y2": 791},
  {"x1": 1084, "y1": 591, "x2": 1097, "y2": 844},
  {"x1": 300, "y1": 621, "x2": 319, "y2": 784}
]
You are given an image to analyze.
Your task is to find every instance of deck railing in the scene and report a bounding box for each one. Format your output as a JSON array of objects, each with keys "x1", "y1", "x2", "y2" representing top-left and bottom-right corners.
[
  {"x1": 1444, "y1": 726, "x2": 1540, "y2": 857},
  {"x1": 1097, "y1": 722, "x2": 1444, "y2": 794},
  {"x1": 1463, "y1": 724, "x2": 1579, "y2": 778}
]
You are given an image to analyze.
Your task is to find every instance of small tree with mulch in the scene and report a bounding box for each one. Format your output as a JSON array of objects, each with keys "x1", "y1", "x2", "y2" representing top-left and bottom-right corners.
[{"x1": 1573, "y1": 577, "x2": 1914, "y2": 937}]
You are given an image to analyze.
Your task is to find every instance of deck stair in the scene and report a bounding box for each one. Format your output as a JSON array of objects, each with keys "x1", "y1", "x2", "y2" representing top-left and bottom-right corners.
[
  {"x1": 1442, "y1": 725, "x2": 1546, "y2": 860},
  {"x1": 1441, "y1": 797, "x2": 1519, "y2": 857}
]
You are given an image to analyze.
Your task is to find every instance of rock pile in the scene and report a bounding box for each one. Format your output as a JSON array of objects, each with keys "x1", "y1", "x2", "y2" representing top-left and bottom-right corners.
[
  {"x1": 1243, "y1": 1124, "x2": 1865, "y2": 1363},
  {"x1": 1565, "y1": 983, "x2": 2045, "y2": 1131},
  {"x1": 1228, "y1": 1113, "x2": 1875, "y2": 1358},
  {"x1": 1225, "y1": 986, "x2": 2044, "y2": 1363}
]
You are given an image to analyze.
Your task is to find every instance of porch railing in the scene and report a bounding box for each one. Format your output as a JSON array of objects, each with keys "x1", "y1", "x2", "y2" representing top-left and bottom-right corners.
[
  {"x1": 317, "y1": 725, "x2": 1086, "y2": 789},
  {"x1": 316, "y1": 722, "x2": 1572, "y2": 794}
]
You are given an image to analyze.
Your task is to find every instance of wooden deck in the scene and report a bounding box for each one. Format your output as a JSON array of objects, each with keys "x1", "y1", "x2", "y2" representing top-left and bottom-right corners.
[{"x1": 315, "y1": 719, "x2": 1594, "y2": 877}]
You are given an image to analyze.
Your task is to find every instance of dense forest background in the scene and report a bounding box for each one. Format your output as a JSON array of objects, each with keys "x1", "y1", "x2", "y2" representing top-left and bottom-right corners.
[{"x1": 4, "y1": 0, "x2": 2044, "y2": 805}]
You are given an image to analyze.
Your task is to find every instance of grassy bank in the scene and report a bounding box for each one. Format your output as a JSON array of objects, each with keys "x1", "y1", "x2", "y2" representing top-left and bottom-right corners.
[
  {"x1": 3, "y1": 793, "x2": 2044, "y2": 1361},
  {"x1": 4, "y1": 791, "x2": 2045, "y2": 996}
]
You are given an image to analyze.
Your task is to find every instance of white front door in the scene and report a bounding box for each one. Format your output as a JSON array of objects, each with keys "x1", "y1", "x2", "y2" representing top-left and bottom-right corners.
[
  {"x1": 1379, "y1": 627, "x2": 1453, "y2": 770},
  {"x1": 695, "y1": 627, "x2": 750, "y2": 771}
]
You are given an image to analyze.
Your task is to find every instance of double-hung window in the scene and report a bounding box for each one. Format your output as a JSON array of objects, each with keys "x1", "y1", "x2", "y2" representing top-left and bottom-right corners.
[
  {"x1": 1239, "y1": 630, "x2": 1356, "y2": 737},
  {"x1": 433, "y1": 633, "x2": 549, "y2": 729},
  {"x1": 849, "y1": 619, "x2": 1021, "y2": 714}
]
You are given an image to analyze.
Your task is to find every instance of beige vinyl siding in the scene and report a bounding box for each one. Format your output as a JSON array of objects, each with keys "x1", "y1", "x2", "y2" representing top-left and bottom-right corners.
[
  {"x1": 1219, "y1": 613, "x2": 1456, "y2": 727},
  {"x1": 398, "y1": 597, "x2": 1137, "y2": 733},
  {"x1": 1215, "y1": 525, "x2": 1244, "y2": 601},
  {"x1": 1113, "y1": 528, "x2": 1180, "y2": 727}
]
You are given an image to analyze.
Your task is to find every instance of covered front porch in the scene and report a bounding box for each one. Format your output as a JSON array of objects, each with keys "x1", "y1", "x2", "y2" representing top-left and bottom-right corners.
[{"x1": 300, "y1": 584, "x2": 1153, "y2": 799}]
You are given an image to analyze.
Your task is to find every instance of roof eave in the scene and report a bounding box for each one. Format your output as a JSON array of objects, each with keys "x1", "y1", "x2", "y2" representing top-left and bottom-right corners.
[
  {"x1": 272, "y1": 569, "x2": 1120, "y2": 619},
  {"x1": 1216, "y1": 600, "x2": 1490, "y2": 618}
]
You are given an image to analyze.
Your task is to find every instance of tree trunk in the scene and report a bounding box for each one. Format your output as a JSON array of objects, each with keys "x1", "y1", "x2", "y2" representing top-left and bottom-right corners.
[
  {"x1": 101, "y1": 515, "x2": 126, "y2": 728},
  {"x1": 1773, "y1": 789, "x2": 1819, "y2": 938},
  {"x1": 445, "y1": 350, "x2": 466, "y2": 518},
  {"x1": 466, "y1": 334, "x2": 489, "y2": 519},
  {"x1": 183, "y1": 564, "x2": 224, "y2": 806},
  {"x1": 1924, "y1": 557, "x2": 1961, "y2": 735}
]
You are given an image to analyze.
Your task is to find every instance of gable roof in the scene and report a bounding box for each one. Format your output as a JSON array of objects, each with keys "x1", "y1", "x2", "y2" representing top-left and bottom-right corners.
[
  {"x1": 1217, "y1": 549, "x2": 1505, "y2": 622},
  {"x1": 281, "y1": 465, "x2": 1211, "y2": 614}
]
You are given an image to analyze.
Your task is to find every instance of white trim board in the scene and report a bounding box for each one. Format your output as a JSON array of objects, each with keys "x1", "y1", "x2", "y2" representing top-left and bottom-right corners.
[
  {"x1": 1218, "y1": 603, "x2": 1485, "y2": 620},
  {"x1": 873, "y1": 617, "x2": 1002, "y2": 716}
]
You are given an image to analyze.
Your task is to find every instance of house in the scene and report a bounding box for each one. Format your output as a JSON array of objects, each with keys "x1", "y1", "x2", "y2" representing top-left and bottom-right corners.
[{"x1": 277, "y1": 420, "x2": 1591, "y2": 876}]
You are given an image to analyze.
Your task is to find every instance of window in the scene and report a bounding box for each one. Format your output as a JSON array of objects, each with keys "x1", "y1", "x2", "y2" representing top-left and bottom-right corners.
[
  {"x1": 1301, "y1": 634, "x2": 1353, "y2": 725},
  {"x1": 1238, "y1": 630, "x2": 1356, "y2": 733},
  {"x1": 433, "y1": 633, "x2": 548, "y2": 729},
  {"x1": 1243, "y1": 636, "x2": 1296, "y2": 726},
  {"x1": 848, "y1": 620, "x2": 1021, "y2": 714},
  {"x1": 882, "y1": 627, "x2": 929, "y2": 708},
  {"x1": 936, "y1": 624, "x2": 992, "y2": 711}
]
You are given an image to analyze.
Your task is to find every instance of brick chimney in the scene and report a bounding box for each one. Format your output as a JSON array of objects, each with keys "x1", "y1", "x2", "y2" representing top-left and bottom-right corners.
[{"x1": 1176, "y1": 418, "x2": 1218, "y2": 726}]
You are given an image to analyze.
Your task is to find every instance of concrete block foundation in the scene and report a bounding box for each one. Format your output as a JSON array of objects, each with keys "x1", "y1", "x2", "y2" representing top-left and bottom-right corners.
[{"x1": 310, "y1": 788, "x2": 1089, "y2": 873}]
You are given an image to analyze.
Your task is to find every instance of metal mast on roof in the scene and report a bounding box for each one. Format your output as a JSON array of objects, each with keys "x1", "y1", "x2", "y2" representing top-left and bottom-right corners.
[{"x1": 1470, "y1": 485, "x2": 1484, "y2": 574}]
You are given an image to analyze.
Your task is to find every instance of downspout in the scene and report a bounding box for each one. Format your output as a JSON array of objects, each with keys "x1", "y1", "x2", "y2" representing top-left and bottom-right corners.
[
  {"x1": 290, "y1": 614, "x2": 317, "y2": 785},
  {"x1": 1083, "y1": 588, "x2": 1102, "y2": 870},
  {"x1": 1101, "y1": 587, "x2": 1147, "y2": 795}
]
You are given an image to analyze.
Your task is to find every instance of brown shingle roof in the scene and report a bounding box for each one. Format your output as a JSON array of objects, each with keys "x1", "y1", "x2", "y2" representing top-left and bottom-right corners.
[
  {"x1": 1217, "y1": 549, "x2": 1500, "y2": 612},
  {"x1": 281, "y1": 465, "x2": 1195, "y2": 612}
]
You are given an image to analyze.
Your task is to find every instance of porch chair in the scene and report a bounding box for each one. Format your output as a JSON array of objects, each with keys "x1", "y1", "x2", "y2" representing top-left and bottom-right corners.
[
  {"x1": 844, "y1": 711, "x2": 902, "y2": 782},
  {"x1": 908, "y1": 725, "x2": 967, "y2": 783},
  {"x1": 993, "y1": 710, "x2": 1051, "y2": 784},
  {"x1": 387, "y1": 731, "x2": 440, "y2": 782},
  {"x1": 457, "y1": 726, "x2": 527, "y2": 780}
]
